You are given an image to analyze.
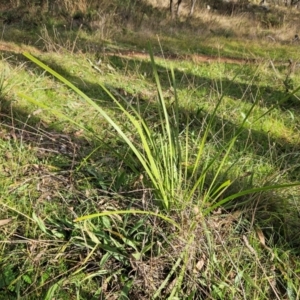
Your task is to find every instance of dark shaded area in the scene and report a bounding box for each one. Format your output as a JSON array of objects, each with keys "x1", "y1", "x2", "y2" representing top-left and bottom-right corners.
[{"x1": 3, "y1": 47, "x2": 300, "y2": 176}]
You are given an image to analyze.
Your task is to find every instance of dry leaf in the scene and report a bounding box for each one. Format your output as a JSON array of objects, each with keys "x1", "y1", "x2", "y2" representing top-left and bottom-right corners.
[
  {"x1": 75, "y1": 129, "x2": 84, "y2": 136},
  {"x1": 256, "y1": 227, "x2": 275, "y2": 261},
  {"x1": 193, "y1": 205, "x2": 200, "y2": 216},
  {"x1": 194, "y1": 258, "x2": 205, "y2": 273},
  {"x1": 256, "y1": 228, "x2": 265, "y2": 247},
  {"x1": 5, "y1": 151, "x2": 13, "y2": 159},
  {"x1": 213, "y1": 207, "x2": 222, "y2": 215},
  {"x1": 33, "y1": 109, "x2": 43, "y2": 115},
  {"x1": 0, "y1": 218, "x2": 12, "y2": 226}
]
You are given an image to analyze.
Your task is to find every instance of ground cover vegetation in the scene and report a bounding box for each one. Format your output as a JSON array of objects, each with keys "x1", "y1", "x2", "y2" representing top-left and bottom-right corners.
[{"x1": 1, "y1": 0, "x2": 300, "y2": 299}]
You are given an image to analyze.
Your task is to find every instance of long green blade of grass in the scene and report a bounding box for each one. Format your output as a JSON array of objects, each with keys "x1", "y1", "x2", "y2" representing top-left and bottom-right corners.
[
  {"x1": 22, "y1": 51, "x2": 171, "y2": 210},
  {"x1": 74, "y1": 210, "x2": 180, "y2": 230}
]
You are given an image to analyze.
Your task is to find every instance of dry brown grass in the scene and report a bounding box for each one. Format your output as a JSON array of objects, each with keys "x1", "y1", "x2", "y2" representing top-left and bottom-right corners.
[
  {"x1": 4, "y1": 0, "x2": 115, "y2": 16},
  {"x1": 3, "y1": 0, "x2": 300, "y2": 44}
]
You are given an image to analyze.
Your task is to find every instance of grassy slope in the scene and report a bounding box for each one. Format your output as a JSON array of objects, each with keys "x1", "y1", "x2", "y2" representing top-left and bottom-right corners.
[{"x1": 1, "y1": 4, "x2": 300, "y2": 299}]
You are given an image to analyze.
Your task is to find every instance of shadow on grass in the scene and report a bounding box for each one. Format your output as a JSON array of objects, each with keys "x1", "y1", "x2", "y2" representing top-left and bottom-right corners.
[
  {"x1": 1, "y1": 47, "x2": 300, "y2": 300},
  {"x1": 1, "y1": 48, "x2": 300, "y2": 251},
  {"x1": 3, "y1": 48, "x2": 300, "y2": 191}
]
